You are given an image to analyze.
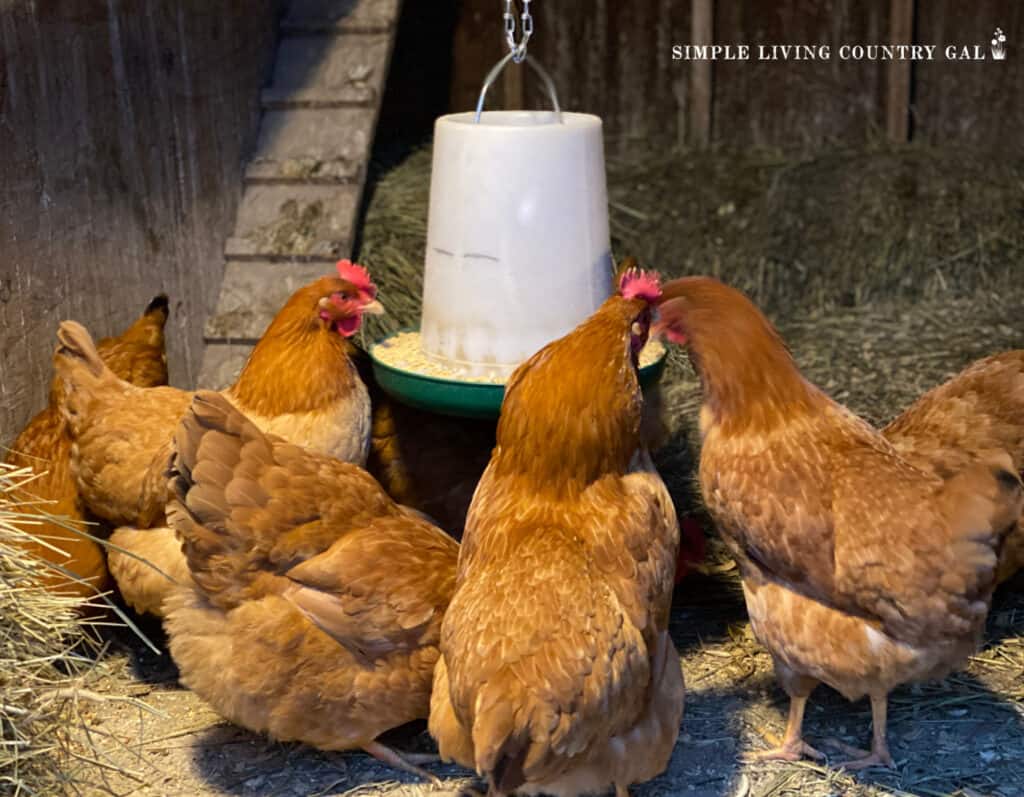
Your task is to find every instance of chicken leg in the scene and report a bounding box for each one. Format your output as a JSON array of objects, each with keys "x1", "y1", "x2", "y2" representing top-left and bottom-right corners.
[
  {"x1": 362, "y1": 741, "x2": 442, "y2": 785},
  {"x1": 833, "y1": 694, "x2": 894, "y2": 770},
  {"x1": 743, "y1": 694, "x2": 826, "y2": 762}
]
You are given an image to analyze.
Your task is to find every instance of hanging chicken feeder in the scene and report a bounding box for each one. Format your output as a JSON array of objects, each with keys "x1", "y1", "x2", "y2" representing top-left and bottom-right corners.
[{"x1": 371, "y1": 5, "x2": 665, "y2": 418}]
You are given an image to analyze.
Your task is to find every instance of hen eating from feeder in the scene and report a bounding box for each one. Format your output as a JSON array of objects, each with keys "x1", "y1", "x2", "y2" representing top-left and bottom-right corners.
[
  {"x1": 656, "y1": 275, "x2": 1021, "y2": 769},
  {"x1": 430, "y1": 267, "x2": 684, "y2": 797}
]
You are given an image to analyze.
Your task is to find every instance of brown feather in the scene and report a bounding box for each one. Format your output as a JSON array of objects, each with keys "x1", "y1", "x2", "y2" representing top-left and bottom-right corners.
[
  {"x1": 430, "y1": 290, "x2": 684, "y2": 796},
  {"x1": 660, "y1": 276, "x2": 1022, "y2": 716},
  {"x1": 162, "y1": 391, "x2": 459, "y2": 754},
  {"x1": 4, "y1": 296, "x2": 169, "y2": 601},
  {"x1": 58, "y1": 276, "x2": 380, "y2": 616},
  {"x1": 882, "y1": 351, "x2": 1024, "y2": 582}
]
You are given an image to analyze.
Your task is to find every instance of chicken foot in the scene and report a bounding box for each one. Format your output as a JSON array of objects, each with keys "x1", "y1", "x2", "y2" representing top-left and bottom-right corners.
[
  {"x1": 831, "y1": 694, "x2": 894, "y2": 770},
  {"x1": 362, "y1": 741, "x2": 442, "y2": 785},
  {"x1": 742, "y1": 695, "x2": 825, "y2": 762}
]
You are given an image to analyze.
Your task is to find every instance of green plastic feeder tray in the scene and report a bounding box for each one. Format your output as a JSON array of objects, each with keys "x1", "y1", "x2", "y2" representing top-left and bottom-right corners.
[{"x1": 370, "y1": 331, "x2": 667, "y2": 420}]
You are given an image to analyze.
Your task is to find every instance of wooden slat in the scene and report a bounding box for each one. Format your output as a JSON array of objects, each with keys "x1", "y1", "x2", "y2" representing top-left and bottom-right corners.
[
  {"x1": 887, "y1": 0, "x2": 915, "y2": 142},
  {"x1": 520, "y1": 0, "x2": 691, "y2": 151},
  {"x1": 913, "y1": 0, "x2": 1022, "y2": 150},
  {"x1": 690, "y1": 0, "x2": 713, "y2": 147},
  {"x1": 711, "y1": 2, "x2": 889, "y2": 149},
  {"x1": 503, "y1": 58, "x2": 526, "y2": 112},
  {"x1": 0, "y1": 1, "x2": 281, "y2": 443}
]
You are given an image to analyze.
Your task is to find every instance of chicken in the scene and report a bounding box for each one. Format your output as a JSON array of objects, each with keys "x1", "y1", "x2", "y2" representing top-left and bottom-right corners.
[
  {"x1": 54, "y1": 261, "x2": 384, "y2": 615},
  {"x1": 353, "y1": 349, "x2": 496, "y2": 535},
  {"x1": 881, "y1": 351, "x2": 1024, "y2": 584},
  {"x1": 352, "y1": 257, "x2": 669, "y2": 537},
  {"x1": 162, "y1": 391, "x2": 457, "y2": 781},
  {"x1": 656, "y1": 276, "x2": 1022, "y2": 768},
  {"x1": 429, "y1": 267, "x2": 684, "y2": 797},
  {"x1": 4, "y1": 295, "x2": 170, "y2": 598}
]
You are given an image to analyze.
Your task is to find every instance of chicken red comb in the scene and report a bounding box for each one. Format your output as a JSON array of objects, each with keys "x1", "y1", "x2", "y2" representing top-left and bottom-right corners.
[
  {"x1": 619, "y1": 268, "x2": 662, "y2": 302},
  {"x1": 336, "y1": 259, "x2": 377, "y2": 298}
]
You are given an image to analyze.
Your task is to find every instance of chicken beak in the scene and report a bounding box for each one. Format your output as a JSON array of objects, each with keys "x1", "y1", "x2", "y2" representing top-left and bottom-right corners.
[{"x1": 362, "y1": 299, "x2": 385, "y2": 316}]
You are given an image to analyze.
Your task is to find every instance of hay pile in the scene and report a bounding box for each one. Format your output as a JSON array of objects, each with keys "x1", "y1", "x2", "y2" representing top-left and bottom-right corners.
[
  {"x1": 357, "y1": 142, "x2": 1023, "y2": 332},
  {"x1": 0, "y1": 462, "x2": 153, "y2": 796},
  {"x1": 355, "y1": 140, "x2": 1024, "y2": 510}
]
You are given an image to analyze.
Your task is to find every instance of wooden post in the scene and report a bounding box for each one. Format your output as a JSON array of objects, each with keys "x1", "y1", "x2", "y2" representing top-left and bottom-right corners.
[
  {"x1": 503, "y1": 58, "x2": 525, "y2": 111},
  {"x1": 887, "y1": 0, "x2": 915, "y2": 142},
  {"x1": 689, "y1": 0, "x2": 713, "y2": 147}
]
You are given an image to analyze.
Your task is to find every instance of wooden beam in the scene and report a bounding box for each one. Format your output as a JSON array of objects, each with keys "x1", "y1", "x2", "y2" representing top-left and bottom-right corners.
[
  {"x1": 503, "y1": 58, "x2": 525, "y2": 111},
  {"x1": 886, "y1": 0, "x2": 915, "y2": 142},
  {"x1": 689, "y1": 0, "x2": 713, "y2": 147}
]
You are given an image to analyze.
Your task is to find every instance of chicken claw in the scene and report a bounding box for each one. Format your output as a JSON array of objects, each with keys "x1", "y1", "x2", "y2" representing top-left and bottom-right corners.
[
  {"x1": 743, "y1": 695, "x2": 825, "y2": 763},
  {"x1": 362, "y1": 741, "x2": 442, "y2": 785},
  {"x1": 834, "y1": 750, "x2": 894, "y2": 771},
  {"x1": 742, "y1": 739, "x2": 825, "y2": 763},
  {"x1": 828, "y1": 738, "x2": 894, "y2": 771},
  {"x1": 831, "y1": 694, "x2": 895, "y2": 771}
]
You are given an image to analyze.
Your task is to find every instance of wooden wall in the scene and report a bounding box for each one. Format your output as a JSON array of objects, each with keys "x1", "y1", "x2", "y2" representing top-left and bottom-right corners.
[
  {"x1": 0, "y1": 0, "x2": 283, "y2": 446},
  {"x1": 452, "y1": 0, "x2": 1022, "y2": 152},
  {"x1": 914, "y1": 0, "x2": 1023, "y2": 144}
]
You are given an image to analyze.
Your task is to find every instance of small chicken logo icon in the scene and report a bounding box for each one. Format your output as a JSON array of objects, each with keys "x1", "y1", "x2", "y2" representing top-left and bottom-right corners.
[{"x1": 991, "y1": 28, "x2": 1007, "y2": 60}]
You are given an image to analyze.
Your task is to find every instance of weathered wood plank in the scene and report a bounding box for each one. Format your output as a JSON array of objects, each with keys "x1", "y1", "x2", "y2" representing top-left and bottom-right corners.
[
  {"x1": 690, "y1": 0, "x2": 714, "y2": 146},
  {"x1": 886, "y1": 0, "x2": 915, "y2": 142},
  {"x1": 913, "y1": 0, "x2": 1023, "y2": 149},
  {"x1": 204, "y1": 261, "x2": 329, "y2": 342},
  {"x1": 224, "y1": 184, "x2": 360, "y2": 262},
  {"x1": 522, "y1": 0, "x2": 692, "y2": 151},
  {"x1": 0, "y1": 1, "x2": 283, "y2": 446},
  {"x1": 263, "y1": 32, "x2": 391, "y2": 109},
  {"x1": 246, "y1": 107, "x2": 375, "y2": 184},
  {"x1": 711, "y1": 0, "x2": 888, "y2": 148}
]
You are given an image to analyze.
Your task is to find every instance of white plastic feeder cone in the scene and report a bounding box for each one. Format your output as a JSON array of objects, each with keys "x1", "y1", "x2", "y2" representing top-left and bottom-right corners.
[{"x1": 420, "y1": 109, "x2": 612, "y2": 380}]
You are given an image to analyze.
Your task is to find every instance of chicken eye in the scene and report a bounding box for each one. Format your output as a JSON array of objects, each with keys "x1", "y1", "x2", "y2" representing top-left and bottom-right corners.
[{"x1": 631, "y1": 321, "x2": 644, "y2": 337}]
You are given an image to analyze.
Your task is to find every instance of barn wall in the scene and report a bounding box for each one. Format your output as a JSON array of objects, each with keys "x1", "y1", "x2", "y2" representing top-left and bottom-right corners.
[
  {"x1": 0, "y1": 0, "x2": 283, "y2": 446},
  {"x1": 913, "y1": 0, "x2": 1023, "y2": 144},
  {"x1": 453, "y1": 0, "x2": 1021, "y2": 153}
]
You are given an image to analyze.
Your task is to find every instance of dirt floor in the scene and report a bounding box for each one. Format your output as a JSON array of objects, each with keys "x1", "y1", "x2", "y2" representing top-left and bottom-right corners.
[{"x1": 67, "y1": 283, "x2": 1024, "y2": 797}]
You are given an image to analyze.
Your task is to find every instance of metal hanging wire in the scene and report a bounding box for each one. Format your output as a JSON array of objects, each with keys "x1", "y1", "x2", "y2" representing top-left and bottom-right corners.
[{"x1": 474, "y1": 0, "x2": 562, "y2": 123}]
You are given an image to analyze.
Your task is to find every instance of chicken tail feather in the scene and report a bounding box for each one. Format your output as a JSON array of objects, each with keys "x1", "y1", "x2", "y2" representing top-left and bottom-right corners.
[
  {"x1": 144, "y1": 293, "x2": 170, "y2": 318},
  {"x1": 56, "y1": 320, "x2": 108, "y2": 380},
  {"x1": 472, "y1": 676, "x2": 529, "y2": 792},
  {"x1": 169, "y1": 391, "x2": 275, "y2": 605},
  {"x1": 943, "y1": 454, "x2": 1023, "y2": 548},
  {"x1": 54, "y1": 321, "x2": 122, "y2": 431}
]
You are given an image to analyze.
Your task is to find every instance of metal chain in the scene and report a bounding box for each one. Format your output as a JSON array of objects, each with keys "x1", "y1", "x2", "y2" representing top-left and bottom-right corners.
[{"x1": 503, "y1": 0, "x2": 533, "y2": 64}]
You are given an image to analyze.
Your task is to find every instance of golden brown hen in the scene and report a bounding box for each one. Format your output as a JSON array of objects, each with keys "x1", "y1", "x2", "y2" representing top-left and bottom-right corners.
[
  {"x1": 429, "y1": 268, "x2": 683, "y2": 797},
  {"x1": 352, "y1": 256, "x2": 669, "y2": 537},
  {"x1": 163, "y1": 392, "x2": 457, "y2": 782},
  {"x1": 656, "y1": 276, "x2": 1022, "y2": 769},
  {"x1": 354, "y1": 350, "x2": 496, "y2": 535},
  {"x1": 4, "y1": 295, "x2": 170, "y2": 598},
  {"x1": 882, "y1": 351, "x2": 1024, "y2": 584},
  {"x1": 54, "y1": 262, "x2": 384, "y2": 616}
]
